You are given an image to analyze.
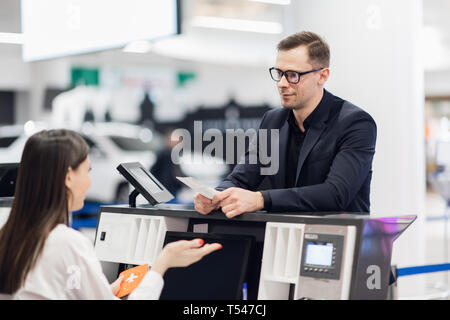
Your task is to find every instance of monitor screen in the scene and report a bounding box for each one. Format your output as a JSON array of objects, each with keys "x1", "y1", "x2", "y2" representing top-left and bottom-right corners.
[
  {"x1": 21, "y1": 0, "x2": 180, "y2": 61},
  {"x1": 305, "y1": 242, "x2": 334, "y2": 267},
  {"x1": 129, "y1": 167, "x2": 163, "y2": 194},
  {"x1": 0, "y1": 164, "x2": 19, "y2": 197},
  {"x1": 116, "y1": 162, "x2": 174, "y2": 205},
  {"x1": 159, "y1": 232, "x2": 254, "y2": 300}
]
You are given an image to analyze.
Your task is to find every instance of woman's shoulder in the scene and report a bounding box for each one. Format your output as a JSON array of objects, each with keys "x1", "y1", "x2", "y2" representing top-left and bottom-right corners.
[
  {"x1": 40, "y1": 224, "x2": 97, "y2": 272},
  {"x1": 48, "y1": 224, "x2": 86, "y2": 240},
  {"x1": 46, "y1": 224, "x2": 93, "y2": 252}
]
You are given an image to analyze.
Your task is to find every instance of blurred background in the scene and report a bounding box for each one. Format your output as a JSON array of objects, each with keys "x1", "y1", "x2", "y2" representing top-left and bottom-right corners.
[{"x1": 0, "y1": 0, "x2": 449, "y2": 299}]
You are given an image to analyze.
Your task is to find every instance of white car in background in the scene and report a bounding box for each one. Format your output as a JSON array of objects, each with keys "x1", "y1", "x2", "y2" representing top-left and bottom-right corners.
[
  {"x1": 79, "y1": 122, "x2": 161, "y2": 203},
  {"x1": 0, "y1": 122, "x2": 48, "y2": 163},
  {"x1": 0, "y1": 121, "x2": 162, "y2": 203}
]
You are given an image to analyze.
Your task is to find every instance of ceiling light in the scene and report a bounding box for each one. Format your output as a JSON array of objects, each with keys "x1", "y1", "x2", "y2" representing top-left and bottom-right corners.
[
  {"x1": 191, "y1": 16, "x2": 283, "y2": 34},
  {"x1": 24, "y1": 121, "x2": 36, "y2": 135},
  {"x1": 0, "y1": 32, "x2": 24, "y2": 44}
]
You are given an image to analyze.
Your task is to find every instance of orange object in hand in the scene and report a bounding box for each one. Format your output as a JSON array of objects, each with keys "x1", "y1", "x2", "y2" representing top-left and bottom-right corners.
[{"x1": 115, "y1": 264, "x2": 148, "y2": 298}]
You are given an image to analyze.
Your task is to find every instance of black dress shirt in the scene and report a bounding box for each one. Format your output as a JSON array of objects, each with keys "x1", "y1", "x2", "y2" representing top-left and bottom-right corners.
[
  {"x1": 285, "y1": 108, "x2": 319, "y2": 188},
  {"x1": 261, "y1": 93, "x2": 326, "y2": 210}
]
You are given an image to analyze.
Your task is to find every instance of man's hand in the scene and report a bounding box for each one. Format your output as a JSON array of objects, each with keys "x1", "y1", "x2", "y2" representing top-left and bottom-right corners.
[
  {"x1": 194, "y1": 193, "x2": 220, "y2": 215},
  {"x1": 215, "y1": 187, "x2": 264, "y2": 218}
]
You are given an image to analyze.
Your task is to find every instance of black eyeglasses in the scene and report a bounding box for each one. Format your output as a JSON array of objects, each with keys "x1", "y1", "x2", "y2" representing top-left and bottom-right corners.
[{"x1": 269, "y1": 67, "x2": 323, "y2": 84}]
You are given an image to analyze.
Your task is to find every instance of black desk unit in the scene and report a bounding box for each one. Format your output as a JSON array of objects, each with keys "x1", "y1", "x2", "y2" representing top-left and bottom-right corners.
[{"x1": 94, "y1": 204, "x2": 415, "y2": 300}]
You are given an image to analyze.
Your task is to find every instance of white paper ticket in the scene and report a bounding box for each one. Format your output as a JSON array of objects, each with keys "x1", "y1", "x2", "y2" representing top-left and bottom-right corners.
[{"x1": 176, "y1": 176, "x2": 218, "y2": 199}]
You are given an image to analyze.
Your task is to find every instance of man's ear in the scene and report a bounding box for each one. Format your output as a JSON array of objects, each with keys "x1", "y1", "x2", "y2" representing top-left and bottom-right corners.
[{"x1": 318, "y1": 68, "x2": 330, "y2": 85}]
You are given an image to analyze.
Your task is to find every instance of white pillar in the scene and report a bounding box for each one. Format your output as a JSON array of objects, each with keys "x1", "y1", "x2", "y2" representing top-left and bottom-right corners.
[
  {"x1": 28, "y1": 58, "x2": 71, "y2": 122},
  {"x1": 292, "y1": 0, "x2": 426, "y2": 298}
]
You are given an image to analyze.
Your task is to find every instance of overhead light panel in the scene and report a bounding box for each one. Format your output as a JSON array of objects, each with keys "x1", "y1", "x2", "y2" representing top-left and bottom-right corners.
[
  {"x1": 0, "y1": 32, "x2": 24, "y2": 44},
  {"x1": 191, "y1": 16, "x2": 283, "y2": 34}
]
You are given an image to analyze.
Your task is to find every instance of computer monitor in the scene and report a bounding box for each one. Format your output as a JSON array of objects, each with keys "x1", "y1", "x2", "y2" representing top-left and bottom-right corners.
[
  {"x1": 159, "y1": 232, "x2": 254, "y2": 300},
  {"x1": 0, "y1": 163, "x2": 19, "y2": 197},
  {"x1": 116, "y1": 162, "x2": 174, "y2": 206}
]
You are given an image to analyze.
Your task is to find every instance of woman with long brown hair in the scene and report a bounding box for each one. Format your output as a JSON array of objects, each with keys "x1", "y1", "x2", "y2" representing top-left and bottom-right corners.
[{"x1": 0, "y1": 129, "x2": 221, "y2": 299}]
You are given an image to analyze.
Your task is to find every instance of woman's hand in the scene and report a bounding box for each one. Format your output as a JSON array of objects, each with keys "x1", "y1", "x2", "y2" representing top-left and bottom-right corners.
[
  {"x1": 110, "y1": 275, "x2": 124, "y2": 296},
  {"x1": 151, "y1": 239, "x2": 222, "y2": 276}
]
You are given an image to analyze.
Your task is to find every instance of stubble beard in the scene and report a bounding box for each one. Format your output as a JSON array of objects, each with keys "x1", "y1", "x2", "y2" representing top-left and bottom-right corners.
[{"x1": 280, "y1": 95, "x2": 303, "y2": 111}]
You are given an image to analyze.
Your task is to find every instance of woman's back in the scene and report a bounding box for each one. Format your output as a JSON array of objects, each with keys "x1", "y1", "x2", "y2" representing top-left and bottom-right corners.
[
  {"x1": 0, "y1": 129, "x2": 219, "y2": 300},
  {"x1": 10, "y1": 224, "x2": 114, "y2": 299}
]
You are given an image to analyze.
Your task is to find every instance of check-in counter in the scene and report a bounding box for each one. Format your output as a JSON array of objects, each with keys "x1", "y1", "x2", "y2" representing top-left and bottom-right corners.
[{"x1": 94, "y1": 204, "x2": 416, "y2": 300}]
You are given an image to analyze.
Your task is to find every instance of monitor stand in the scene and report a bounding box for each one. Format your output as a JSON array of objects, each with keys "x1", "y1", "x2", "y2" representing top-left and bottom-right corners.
[
  {"x1": 128, "y1": 189, "x2": 195, "y2": 210},
  {"x1": 129, "y1": 189, "x2": 140, "y2": 208}
]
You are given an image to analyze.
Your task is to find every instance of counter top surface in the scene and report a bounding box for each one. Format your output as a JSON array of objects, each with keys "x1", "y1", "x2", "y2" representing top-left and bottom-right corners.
[
  {"x1": 98, "y1": 203, "x2": 375, "y2": 227},
  {"x1": 0, "y1": 197, "x2": 13, "y2": 207}
]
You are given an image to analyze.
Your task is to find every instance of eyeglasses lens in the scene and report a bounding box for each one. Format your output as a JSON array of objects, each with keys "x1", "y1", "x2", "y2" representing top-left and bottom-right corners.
[
  {"x1": 270, "y1": 69, "x2": 281, "y2": 81},
  {"x1": 285, "y1": 71, "x2": 299, "y2": 83},
  {"x1": 270, "y1": 69, "x2": 299, "y2": 83}
]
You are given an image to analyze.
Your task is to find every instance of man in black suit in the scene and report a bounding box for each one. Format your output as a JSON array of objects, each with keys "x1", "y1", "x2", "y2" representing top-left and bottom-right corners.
[{"x1": 194, "y1": 31, "x2": 377, "y2": 218}]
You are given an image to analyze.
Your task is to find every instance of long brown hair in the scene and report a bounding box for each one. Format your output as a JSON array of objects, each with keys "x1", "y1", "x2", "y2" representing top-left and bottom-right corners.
[{"x1": 0, "y1": 129, "x2": 89, "y2": 294}]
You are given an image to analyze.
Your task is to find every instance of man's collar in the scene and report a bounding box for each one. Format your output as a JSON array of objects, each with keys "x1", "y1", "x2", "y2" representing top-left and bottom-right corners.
[{"x1": 288, "y1": 89, "x2": 331, "y2": 131}]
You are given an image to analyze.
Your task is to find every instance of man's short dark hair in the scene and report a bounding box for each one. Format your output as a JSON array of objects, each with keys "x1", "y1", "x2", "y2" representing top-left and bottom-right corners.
[{"x1": 277, "y1": 31, "x2": 330, "y2": 68}]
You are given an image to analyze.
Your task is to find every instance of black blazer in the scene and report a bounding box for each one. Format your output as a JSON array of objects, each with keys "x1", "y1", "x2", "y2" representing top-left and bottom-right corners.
[{"x1": 217, "y1": 89, "x2": 377, "y2": 213}]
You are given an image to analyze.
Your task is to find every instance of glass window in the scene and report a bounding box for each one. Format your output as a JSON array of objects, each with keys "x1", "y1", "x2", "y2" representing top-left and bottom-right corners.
[
  {"x1": 109, "y1": 136, "x2": 153, "y2": 151},
  {"x1": 80, "y1": 135, "x2": 97, "y2": 149},
  {"x1": 0, "y1": 136, "x2": 19, "y2": 148}
]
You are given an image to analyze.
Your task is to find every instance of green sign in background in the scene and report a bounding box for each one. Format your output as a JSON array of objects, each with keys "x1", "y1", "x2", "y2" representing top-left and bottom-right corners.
[{"x1": 71, "y1": 67, "x2": 99, "y2": 87}]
